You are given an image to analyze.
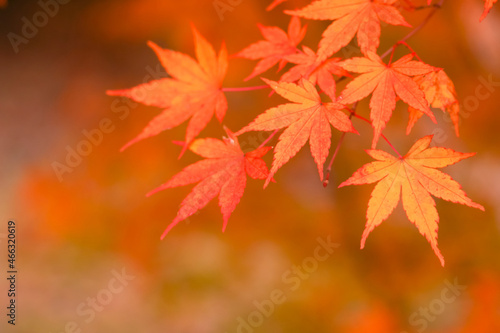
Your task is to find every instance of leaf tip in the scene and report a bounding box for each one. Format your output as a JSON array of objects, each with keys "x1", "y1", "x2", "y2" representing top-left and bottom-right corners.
[
  {"x1": 472, "y1": 202, "x2": 486, "y2": 212},
  {"x1": 222, "y1": 220, "x2": 228, "y2": 233},
  {"x1": 178, "y1": 143, "x2": 190, "y2": 159},
  {"x1": 260, "y1": 77, "x2": 274, "y2": 86},
  {"x1": 360, "y1": 238, "x2": 366, "y2": 250},
  {"x1": 337, "y1": 180, "x2": 349, "y2": 188},
  {"x1": 263, "y1": 176, "x2": 273, "y2": 189},
  {"x1": 106, "y1": 89, "x2": 120, "y2": 96},
  {"x1": 432, "y1": 245, "x2": 445, "y2": 267},
  {"x1": 235, "y1": 128, "x2": 247, "y2": 136},
  {"x1": 422, "y1": 134, "x2": 434, "y2": 143},
  {"x1": 147, "y1": 40, "x2": 160, "y2": 51},
  {"x1": 146, "y1": 184, "x2": 166, "y2": 197},
  {"x1": 120, "y1": 139, "x2": 136, "y2": 152}
]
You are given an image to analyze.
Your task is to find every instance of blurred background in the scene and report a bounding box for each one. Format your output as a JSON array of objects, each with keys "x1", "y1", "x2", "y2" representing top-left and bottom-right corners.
[{"x1": 1, "y1": 0, "x2": 499, "y2": 332}]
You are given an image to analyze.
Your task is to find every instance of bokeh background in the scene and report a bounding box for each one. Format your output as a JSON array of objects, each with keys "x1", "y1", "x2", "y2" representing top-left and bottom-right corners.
[{"x1": 1, "y1": 0, "x2": 500, "y2": 332}]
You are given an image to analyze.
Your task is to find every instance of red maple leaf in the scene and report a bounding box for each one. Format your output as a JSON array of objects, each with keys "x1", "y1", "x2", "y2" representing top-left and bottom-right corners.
[
  {"x1": 235, "y1": 16, "x2": 307, "y2": 81},
  {"x1": 280, "y1": 46, "x2": 349, "y2": 99},
  {"x1": 339, "y1": 135, "x2": 485, "y2": 266},
  {"x1": 237, "y1": 78, "x2": 357, "y2": 186},
  {"x1": 107, "y1": 27, "x2": 228, "y2": 152},
  {"x1": 147, "y1": 128, "x2": 271, "y2": 239},
  {"x1": 339, "y1": 52, "x2": 437, "y2": 148},
  {"x1": 285, "y1": 0, "x2": 410, "y2": 60}
]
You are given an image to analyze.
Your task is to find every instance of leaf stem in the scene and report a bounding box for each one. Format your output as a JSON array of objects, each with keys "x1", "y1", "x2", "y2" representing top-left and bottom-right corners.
[
  {"x1": 323, "y1": 132, "x2": 347, "y2": 187},
  {"x1": 396, "y1": 41, "x2": 423, "y2": 61},
  {"x1": 388, "y1": 45, "x2": 397, "y2": 65},
  {"x1": 323, "y1": 103, "x2": 357, "y2": 187},
  {"x1": 222, "y1": 85, "x2": 270, "y2": 92},
  {"x1": 258, "y1": 129, "x2": 279, "y2": 149},
  {"x1": 349, "y1": 112, "x2": 402, "y2": 158},
  {"x1": 381, "y1": 133, "x2": 402, "y2": 158}
]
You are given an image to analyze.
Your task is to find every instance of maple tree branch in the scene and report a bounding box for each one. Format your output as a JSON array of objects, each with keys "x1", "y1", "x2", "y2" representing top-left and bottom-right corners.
[
  {"x1": 381, "y1": 0, "x2": 445, "y2": 60},
  {"x1": 401, "y1": 0, "x2": 443, "y2": 12},
  {"x1": 414, "y1": 4, "x2": 442, "y2": 10},
  {"x1": 412, "y1": 3, "x2": 444, "y2": 11},
  {"x1": 222, "y1": 85, "x2": 270, "y2": 92}
]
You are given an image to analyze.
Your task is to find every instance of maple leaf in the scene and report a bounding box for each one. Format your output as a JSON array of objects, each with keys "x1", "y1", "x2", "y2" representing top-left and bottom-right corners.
[
  {"x1": 147, "y1": 128, "x2": 271, "y2": 239},
  {"x1": 339, "y1": 52, "x2": 437, "y2": 148},
  {"x1": 237, "y1": 78, "x2": 357, "y2": 186},
  {"x1": 285, "y1": 0, "x2": 410, "y2": 60},
  {"x1": 281, "y1": 46, "x2": 349, "y2": 99},
  {"x1": 107, "y1": 27, "x2": 228, "y2": 152},
  {"x1": 339, "y1": 135, "x2": 485, "y2": 266},
  {"x1": 406, "y1": 70, "x2": 460, "y2": 136},
  {"x1": 267, "y1": 0, "x2": 288, "y2": 11},
  {"x1": 235, "y1": 16, "x2": 306, "y2": 81},
  {"x1": 481, "y1": 0, "x2": 498, "y2": 21}
]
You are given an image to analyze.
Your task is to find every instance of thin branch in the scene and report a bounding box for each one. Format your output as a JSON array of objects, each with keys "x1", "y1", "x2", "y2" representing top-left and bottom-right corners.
[
  {"x1": 381, "y1": 0, "x2": 445, "y2": 60},
  {"x1": 222, "y1": 85, "x2": 270, "y2": 92},
  {"x1": 323, "y1": 103, "x2": 357, "y2": 187},
  {"x1": 412, "y1": 3, "x2": 444, "y2": 11},
  {"x1": 323, "y1": 131, "x2": 347, "y2": 187}
]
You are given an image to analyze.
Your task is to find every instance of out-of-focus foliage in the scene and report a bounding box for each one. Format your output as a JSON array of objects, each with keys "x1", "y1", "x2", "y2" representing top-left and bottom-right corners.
[{"x1": 1, "y1": 0, "x2": 499, "y2": 332}]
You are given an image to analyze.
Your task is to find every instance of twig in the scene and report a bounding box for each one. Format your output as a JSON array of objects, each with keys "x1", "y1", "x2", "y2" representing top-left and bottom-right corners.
[
  {"x1": 381, "y1": 0, "x2": 445, "y2": 60},
  {"x1": 323, "y1": 103, "x2": 357, "y2": 187},
  {"x1": 222, "y1": 85, "x2": 270, "y2": 92}
]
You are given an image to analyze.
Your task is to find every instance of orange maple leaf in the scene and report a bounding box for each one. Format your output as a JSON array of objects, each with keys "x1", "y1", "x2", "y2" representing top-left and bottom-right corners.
[
  {"x1": 107, "y1": 27, "x2": 228, "y2": 152},
  {"x1": 237, "y1": 78, "x2": 357, "y2": 186},
  {"x1": 235, "y1": 16, "x2": 306, "y2": 81},
  {"x1": 481, "y1": 0, "x2": 498, "y2": 21},
  {"x1": 339, "y1": 52, "x2": 437, "y2": 148},
  {"x1": 406, "y1": 70, "x2": 460, "y2": 136},
  {"x1": 281, "y1": 46, "x2": 349, "y2": 99},
  {"x1": 285, "y1": 0, "x2": 410, "y2": 60},
  {"x1": 147, "y1": 128, "x2": 271, "y2": 239},
  {"x1": 339, "y1": 135, "x2": 485, "y2": 266}
]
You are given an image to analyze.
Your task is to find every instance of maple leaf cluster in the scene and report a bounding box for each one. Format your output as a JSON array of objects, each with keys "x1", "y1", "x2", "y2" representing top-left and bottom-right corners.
[{"x1": 108, "y1": 0, "x2": 491, "y2": 265}]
